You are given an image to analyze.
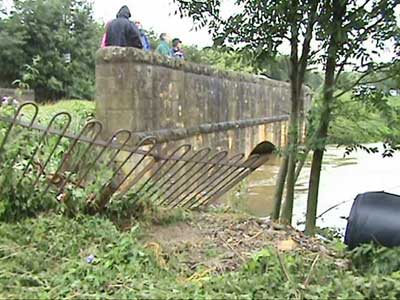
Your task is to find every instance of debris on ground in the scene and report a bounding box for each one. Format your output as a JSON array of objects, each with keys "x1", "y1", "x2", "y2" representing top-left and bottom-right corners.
[{"x1": 141, "y1": 211, "x2": 344, "y2": 275}]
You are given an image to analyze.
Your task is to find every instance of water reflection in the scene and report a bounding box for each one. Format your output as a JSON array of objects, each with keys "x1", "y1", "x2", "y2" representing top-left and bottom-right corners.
[{"x1": 243, "y1": 144, "x2": 400, "y2": 233}]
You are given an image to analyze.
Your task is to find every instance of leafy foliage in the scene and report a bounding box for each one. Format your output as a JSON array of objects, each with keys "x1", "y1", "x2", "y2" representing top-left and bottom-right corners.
[
  {"x1": 306, "y1": 0, "x2": 400, "y2": 155},
  {"x1": 184, "y1": 46, "x2": 255, "y2": 73},
  {"x1": 0, "y1": 0, "x2": 102, "y2": 100},
  {"x1": 173, "y1": 0, "x2": 321, "y2": 94},
  {"x1": 328, "y1": 90, "x2": 400, "y2": 156}
]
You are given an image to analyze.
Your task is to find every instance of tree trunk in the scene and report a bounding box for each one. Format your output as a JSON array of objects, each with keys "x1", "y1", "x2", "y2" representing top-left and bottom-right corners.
[
  {"x1": 272, "y1": 154, "x2": 289, "y2": 220},
  {"x1": 305, "y1": 0, "x2": 346, "y2": 236},
  {"x1": 304, "y1": 73, "x2": 334, "y2": 236},
  {"x1": 273, "y1": 0, "x2": 319, "y2": 224},
  {"x1": 305, "y1": 110, "x2": 330, "y2": 236},
  {"x1": 305, "y1": 146, "x2": 324, "y2": 235},
  {"x1": 280, "y1": 14, "x2": 300, "y2": 224},
  {"x1": 279, "y1": 0, "x2": 320, "y2": 224},
  {"x1": 281, "y1": 110, "x2": 299, "y2": 224}
]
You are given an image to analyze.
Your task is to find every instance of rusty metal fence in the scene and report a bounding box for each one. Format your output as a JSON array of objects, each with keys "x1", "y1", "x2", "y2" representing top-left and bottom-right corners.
[{"x1": 0, "y1": 102, "x2": 275, "y2": 211}]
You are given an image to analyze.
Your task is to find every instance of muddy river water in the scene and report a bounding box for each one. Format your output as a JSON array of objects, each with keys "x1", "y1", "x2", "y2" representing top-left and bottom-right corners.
[{"x1": 240, "y1": 144, "x2": 400, "y2": 234}]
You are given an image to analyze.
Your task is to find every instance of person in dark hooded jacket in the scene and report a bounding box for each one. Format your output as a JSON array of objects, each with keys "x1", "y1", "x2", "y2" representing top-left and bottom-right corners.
[{"x1": 105, "y1": 6, "x2": 143, "y2": 48}]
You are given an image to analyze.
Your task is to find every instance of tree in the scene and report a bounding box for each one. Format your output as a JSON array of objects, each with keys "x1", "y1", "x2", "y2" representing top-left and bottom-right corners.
[
  {"x1": 174, "y1": 0, "x2": 322, "y2": 224},
  {"x1": 0, "y1": 0, "x2": 102, "y2": 100},
  {"x1": 305, "y1": 0, "x2": 400, "y2": 235},
  {"x1": 0, "y1": 2, "x2": 27, "y2": 87},
  {"x1": 184, "y1": 46, "x2": 256, "y2": 73}
]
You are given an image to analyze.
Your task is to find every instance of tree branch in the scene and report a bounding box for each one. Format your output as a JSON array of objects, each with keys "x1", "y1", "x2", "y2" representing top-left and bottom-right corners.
[
  {"x1": 297, "y1": 0, "x2": 320, "y2": 92},
  {"x1": 335, "y1": 64, "x2": 393, "y2": 98},
  {"x1": 334, "y1": 0, "x2": 391, "y2": 83}
]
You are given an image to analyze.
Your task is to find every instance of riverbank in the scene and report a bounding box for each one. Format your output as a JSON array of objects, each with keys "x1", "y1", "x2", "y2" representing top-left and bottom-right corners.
[
  {"x1": 2, "y1": 209, "x2": 400, "y2": 299},
  {"x1": 140, "y1": 210, "x2": 344, "y2": 274}
]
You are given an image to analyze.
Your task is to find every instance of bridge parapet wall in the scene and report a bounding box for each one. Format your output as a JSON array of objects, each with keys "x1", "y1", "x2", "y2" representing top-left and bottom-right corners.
[{"x1": 96, "y1": 47, "x2": 311, "y2": 155}]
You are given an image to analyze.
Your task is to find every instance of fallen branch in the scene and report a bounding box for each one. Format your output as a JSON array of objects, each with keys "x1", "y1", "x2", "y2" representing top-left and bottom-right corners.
[
  {"x1": 316, "y1": 200, "x2": 352, "y2": 220},
  {"x1": 304, "y1": 254, "x2": 320, "y2": 288},
  {"x1": 275, "y1": 248, "x2": 293, "y2": 283},
  {"x1": 245, "y1": 230, "x2": 263, "y2": 242},
  {"x1": 218, "y1": 236, "x2": 247, "y2": 263},
  {"x1": 297, "y1": 199, "x2": 352, "y2": 225}
]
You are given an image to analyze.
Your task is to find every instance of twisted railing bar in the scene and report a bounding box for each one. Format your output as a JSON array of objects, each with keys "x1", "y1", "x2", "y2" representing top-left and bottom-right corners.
[{"x1": 0, "y1": 102, "x2": 276, "y2": 211}]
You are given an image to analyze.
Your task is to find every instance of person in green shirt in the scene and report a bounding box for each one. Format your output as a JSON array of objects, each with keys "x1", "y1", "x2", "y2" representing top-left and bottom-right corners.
[{"x1": 156, "y1": 33, "x2": 172, "y2": 57}]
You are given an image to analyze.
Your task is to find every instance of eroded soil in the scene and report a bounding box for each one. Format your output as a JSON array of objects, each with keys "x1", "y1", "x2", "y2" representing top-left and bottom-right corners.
[{"x1": 141, "y1": 211, "x2": 343, "y2": 275}]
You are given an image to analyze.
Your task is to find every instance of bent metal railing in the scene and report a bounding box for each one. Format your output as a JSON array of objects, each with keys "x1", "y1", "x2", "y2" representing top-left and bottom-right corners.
[{"x1": 0, "y1": 102, "x2": 275, "y2": 211}]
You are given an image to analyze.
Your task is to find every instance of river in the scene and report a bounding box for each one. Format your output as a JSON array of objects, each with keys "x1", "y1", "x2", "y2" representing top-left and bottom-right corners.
[{"x1": 241, "y1": 143, "x2": 400, "y2": 234}]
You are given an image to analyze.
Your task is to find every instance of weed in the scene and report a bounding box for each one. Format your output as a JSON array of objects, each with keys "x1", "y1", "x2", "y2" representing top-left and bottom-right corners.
[{"x1": 227, "y1": 179, "x2": 250, "y2": 213}]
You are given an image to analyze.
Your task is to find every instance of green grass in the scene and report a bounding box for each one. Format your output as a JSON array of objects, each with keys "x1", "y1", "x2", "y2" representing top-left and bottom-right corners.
[
  {"x1": 1, "y1": 214, "x2": 400, "y2": 299},
  {"x1": 14, "y1": 100, "x2": 94, "y2": 119},
  {"x1": 36, "y1": 99, "x2": 95, "y2": 114},
  {"x1": 29, "y1": 100, "x2": 95, "y2": 124},
  {"x1": 0, "y1": 214, "x2": 174, "y2": 299},
  {"x1": 388, "y1": 95, "x2": 400, "y2": 107}
]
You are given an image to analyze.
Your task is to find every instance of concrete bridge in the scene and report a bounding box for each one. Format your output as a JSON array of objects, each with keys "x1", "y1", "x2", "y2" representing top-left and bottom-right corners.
[{"x1": 95, "y1": 47, "x2": 311, "y2": 155}]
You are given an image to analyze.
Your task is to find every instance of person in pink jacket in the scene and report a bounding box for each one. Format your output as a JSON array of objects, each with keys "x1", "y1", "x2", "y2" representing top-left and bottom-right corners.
[
  {"x1": 101, "y1": 33, "x2": 107, "y2": 48},
  {"x1": 101, "y1": 22, "x2": 109, "y2": 48}
]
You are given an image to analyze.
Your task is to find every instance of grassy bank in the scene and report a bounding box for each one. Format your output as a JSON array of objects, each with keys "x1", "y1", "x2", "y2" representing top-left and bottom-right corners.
[
  {"x1": 29, "y1": 100, "x2": 95, "y2": 115},
  {"x1": 2, "y1": 100, "x2": 400, "y2": 299},
  {"x1": 2, "y1": 212, "x2": 400, "y2": 299}
]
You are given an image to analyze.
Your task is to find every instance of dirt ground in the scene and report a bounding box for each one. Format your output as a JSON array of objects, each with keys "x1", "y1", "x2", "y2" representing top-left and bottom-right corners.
[{"x1": 141, "y1": 211, "x2": 342, "y2": 275}]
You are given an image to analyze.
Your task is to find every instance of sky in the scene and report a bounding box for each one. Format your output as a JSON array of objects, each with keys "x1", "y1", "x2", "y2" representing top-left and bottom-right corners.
[
  {"x1": 1, "y1": 0, "x2": 216, "y2": 47},
  {"x1": 2, "y1": 0, "x2": 397, "y2": 59},
  {"x1": 93, "y1": 0, "x2": 214, "y2": 47}
]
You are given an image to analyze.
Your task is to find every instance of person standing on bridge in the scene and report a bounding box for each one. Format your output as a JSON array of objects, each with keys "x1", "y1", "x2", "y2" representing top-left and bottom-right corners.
[
  {"x1": 135, "y1": 21, "x2": 152, "y2": 52},
  {"x1": 156, "y1": 33, "x2": 172, "y2": 57},
  {"x1": 171, "y1": 38, "x2": 185, "y2": 59},
  {"x1": 104, "y1": 6, "x2": 143, "y2": 49}
]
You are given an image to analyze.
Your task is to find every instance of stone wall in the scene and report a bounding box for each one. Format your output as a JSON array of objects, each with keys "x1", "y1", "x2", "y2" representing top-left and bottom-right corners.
[{"x1": 96, "y1": 47, "x2": 311, "y2": 155}]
